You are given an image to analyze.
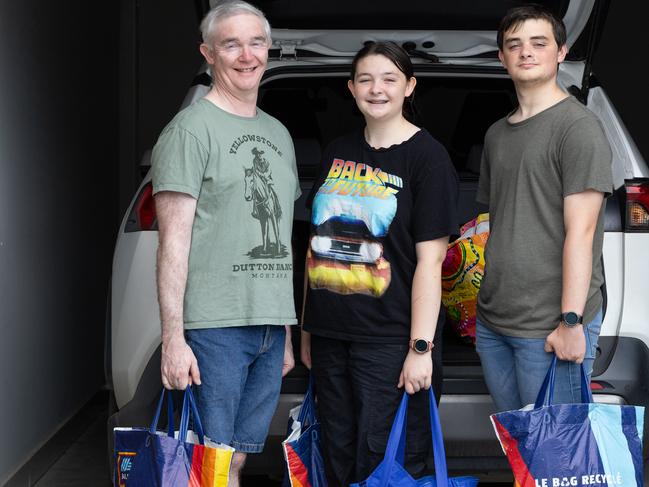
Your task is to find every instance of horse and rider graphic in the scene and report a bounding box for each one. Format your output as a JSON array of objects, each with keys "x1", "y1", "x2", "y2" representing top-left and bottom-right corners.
[{"x1": 243, "y1": 147, "x2": 287, "y2": 258}]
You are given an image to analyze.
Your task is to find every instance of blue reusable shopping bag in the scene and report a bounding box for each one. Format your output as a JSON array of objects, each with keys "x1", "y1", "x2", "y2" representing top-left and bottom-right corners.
[
  {"x1": 282, "y1": 375, "x2": 327, "y2": 487},
  {"x1": 113, "y1": 387, "x2": 234, "y2": 487},
  {"x1": 351, "y1": 388, "x2": 479, "y2": 487},
  {"x1": 491, "y1": 357, "x2": 645, "y2": 487},
  {"x1": 113, "y1": 389, "x2": 175, "y2": 485}
]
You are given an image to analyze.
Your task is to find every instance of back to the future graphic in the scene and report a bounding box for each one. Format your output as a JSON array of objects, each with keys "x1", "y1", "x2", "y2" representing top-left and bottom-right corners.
[{"x1": 308, "y1": 158, "x2": 402, "y2": 297}]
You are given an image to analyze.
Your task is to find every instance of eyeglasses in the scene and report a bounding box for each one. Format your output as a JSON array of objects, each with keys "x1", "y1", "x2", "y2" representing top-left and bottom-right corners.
[{"x1": 214, "y1": 39, "x2": 269, "y2": 56}]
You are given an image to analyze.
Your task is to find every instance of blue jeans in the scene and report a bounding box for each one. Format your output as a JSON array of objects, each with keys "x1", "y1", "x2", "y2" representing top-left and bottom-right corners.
[
  {"x1": 185, "y1": 325, "x2": 286, "y2": 453},
  {"x1": 475, "y1": 310, "x2": 602, "y2": 412}
]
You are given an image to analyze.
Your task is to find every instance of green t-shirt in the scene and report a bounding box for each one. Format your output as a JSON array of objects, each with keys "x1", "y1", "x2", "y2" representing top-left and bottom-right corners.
[
  {"x1": 151, "y1": 98, "x2": 300, "y2": 329},
  {"x1": 476, "y1": 96, "x2": 613, "y2": 338}
]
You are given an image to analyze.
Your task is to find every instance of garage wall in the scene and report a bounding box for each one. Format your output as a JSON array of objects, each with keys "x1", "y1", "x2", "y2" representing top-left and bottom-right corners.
[{"x1": 0, "y1": 2, "x2": 119, "y2": 483}]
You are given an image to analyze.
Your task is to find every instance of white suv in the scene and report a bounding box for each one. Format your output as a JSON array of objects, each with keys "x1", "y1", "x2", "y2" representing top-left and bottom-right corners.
[{"x1": 107, "y1": 0, "x2": 649, "y2": 477}]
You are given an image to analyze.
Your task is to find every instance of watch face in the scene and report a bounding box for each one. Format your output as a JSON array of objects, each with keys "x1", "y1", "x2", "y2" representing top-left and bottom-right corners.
[
  {"x1": 564, "y1": 312, "x2": 579, "y2": 325},
  {"x1": 414, "y1": 339, "x2": 428, "y2": 353}
]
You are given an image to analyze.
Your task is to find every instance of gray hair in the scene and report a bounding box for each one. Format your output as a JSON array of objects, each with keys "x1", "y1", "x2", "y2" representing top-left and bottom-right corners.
[{"x1": 200, "y1": 1, "x2": 272, "y2": 46}]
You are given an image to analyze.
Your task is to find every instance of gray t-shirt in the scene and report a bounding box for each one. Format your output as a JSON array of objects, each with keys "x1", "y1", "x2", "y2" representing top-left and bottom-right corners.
[
  {"x1": 151, "y1": 98, "x2": 300, "y2": 329},
  {"x1": 476, "y1": 96, "x2": 612, "y2": 338}
]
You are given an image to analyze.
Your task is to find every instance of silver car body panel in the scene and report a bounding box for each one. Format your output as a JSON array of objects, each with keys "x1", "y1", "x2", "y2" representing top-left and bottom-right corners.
[{"x1": 209, "y1": 0, "x2": 595, "y2": 59}]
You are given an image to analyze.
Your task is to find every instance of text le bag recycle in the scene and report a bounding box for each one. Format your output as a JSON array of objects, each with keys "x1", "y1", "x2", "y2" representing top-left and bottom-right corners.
[
  {"x1": 282, "y1": 375, "x2": 327, "y2": 487},
  {"x1": 491, "y1": 357, "x2": 645, "y2": 487},
  {"x1": 351, "y1": 388, "x2": 479, "y2": 487},
  {"x1": 113, "y1": 387, "x2": 234, "y2": 486}
]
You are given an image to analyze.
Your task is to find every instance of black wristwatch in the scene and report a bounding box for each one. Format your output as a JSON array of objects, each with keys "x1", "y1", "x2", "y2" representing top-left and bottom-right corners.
[
  {"x1": 409, "y1": 338, "x2": 433, "y2": 354},
  {"x1": 561, "y1": 311, "x2": 583, "y2": 327}
]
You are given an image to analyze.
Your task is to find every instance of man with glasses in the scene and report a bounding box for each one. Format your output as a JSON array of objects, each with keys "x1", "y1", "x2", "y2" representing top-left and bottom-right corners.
[{"x1": 151, "y1": 1, "x2": 300, "y2": 484}]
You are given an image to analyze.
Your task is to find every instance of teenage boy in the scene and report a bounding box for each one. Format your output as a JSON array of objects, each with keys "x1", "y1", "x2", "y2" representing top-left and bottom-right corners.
[{"x1": 476, "y1": 4, "x2": 613, "y2": 411}]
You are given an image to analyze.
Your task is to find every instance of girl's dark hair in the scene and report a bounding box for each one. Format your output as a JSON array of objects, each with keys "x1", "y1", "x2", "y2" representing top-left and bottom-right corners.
[{"x1": 350, "y1": 41, "x2": 418, "y2": 123}]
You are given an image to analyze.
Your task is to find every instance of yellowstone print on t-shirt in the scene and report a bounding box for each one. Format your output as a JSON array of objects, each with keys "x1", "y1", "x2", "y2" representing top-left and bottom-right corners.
[
  {"x1": 243, "y1": 146, "x2": 288, "y2": 259},
  {"x1": 309, "y1": 158, "x2": 402, "y2": 297}
]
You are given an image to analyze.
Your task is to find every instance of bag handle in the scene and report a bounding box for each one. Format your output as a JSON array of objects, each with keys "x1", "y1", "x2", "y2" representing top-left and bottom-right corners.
[
  {"x1": 150, "y1": 388, "x2": 176, "y2": 438},
  {"x1": 428, "y1": 388, "x2": 449, "y2": 487},
  {"x1": 534, "y1": 356, "x2": 593, "y2": 409},
  {"x1": 298, "y1": 374, "x2": 317, "y2": 427},
  {"x1": 179, "y1": 387, "x2": 206, "y2": 445},
  {"x1": 380, "y1": 393, "x2": 409, "y2": 487},
  {"x1": 380, "y1": 389, "x2": 450, "y2": 487}
]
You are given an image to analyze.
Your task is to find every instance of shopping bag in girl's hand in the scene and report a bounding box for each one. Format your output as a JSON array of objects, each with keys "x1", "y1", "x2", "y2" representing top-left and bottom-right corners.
[
  {"x1": 282, "y1": 375, "x2": 327, "y2": 487},
  {"x1": 351, "y1": 388, "x2": 479, "y2": 487},
  {"x1": 442, "y1": 213, "x2": 489, "y2": 345}
]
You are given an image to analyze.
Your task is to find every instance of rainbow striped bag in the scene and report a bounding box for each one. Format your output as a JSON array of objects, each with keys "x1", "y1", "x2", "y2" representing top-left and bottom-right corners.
[
  {"x1": 114, "y1": 387, "x2": 234, "y2": 487},
  {"x1": 491, "y1": 358, "x2": 645, "y2": 487},
  {"x1": 282, "y1": 376, "x2": 327, "y2": 487}
]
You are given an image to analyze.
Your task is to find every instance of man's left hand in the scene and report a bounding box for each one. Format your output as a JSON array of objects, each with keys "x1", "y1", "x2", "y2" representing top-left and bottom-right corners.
[
  {"x1": 544, "y1": 323, "x2": 586, "y2": 363},
  {"x1": 282, "y1": 326, "x2": 295, "y2": 377}
]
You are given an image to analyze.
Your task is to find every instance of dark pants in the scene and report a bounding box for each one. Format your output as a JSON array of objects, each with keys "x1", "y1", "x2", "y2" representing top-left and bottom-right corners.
[{"x1": 310, "y1": 326, "x2": 443, "y2": 487}]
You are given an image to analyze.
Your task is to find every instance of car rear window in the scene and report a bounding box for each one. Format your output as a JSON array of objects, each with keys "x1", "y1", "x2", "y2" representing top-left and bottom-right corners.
[{"x1": 258, "y1": 74, "x2": 516, "y2": 178}]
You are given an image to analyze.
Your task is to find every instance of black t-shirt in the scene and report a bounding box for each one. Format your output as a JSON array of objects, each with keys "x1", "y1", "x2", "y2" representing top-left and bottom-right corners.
[{"x1": 303, "y1": 128, "x2": 459, "y2": 342}]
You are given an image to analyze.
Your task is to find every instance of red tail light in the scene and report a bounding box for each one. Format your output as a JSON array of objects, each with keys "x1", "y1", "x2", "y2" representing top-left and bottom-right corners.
[
  {"x1": 125, "y1": 182, "x2": 157, "y2": 232},
  {"x1": 625, "y1": 179, "x2": 649, "y2": 232},
  {"x1": 589, "y1": 381, "x2": 604, "y2": 391}
]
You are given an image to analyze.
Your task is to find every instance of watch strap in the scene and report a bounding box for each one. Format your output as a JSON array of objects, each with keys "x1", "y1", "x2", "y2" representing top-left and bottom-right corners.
[
  {"x1": 409, "y1": 338, "x2": 434, "y2": 353},
  {"x1": 560, "y1": 311, "x2": 584, "y2": 327}
]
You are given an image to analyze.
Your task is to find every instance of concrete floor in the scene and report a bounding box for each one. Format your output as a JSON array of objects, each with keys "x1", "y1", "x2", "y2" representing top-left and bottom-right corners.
[
  {"x1": 34, "y1": 407, "x2": 110, "y2": 487},
  {"x1": 6, "y1": 391, "x2": 111, "y2": 487}
]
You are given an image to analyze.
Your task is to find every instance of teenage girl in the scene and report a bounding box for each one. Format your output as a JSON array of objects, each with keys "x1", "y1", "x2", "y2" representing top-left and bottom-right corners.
[{"x1": 301, "y1": 41, "x2": 459, "y2": 486}]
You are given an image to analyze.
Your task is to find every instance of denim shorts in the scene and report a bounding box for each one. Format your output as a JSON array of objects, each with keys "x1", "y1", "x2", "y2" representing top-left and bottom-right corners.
[
  {"x1": 185, "y1": 325, "x2": 286, "y2": 453},
  {"x1": 475, "y1": 310, "x2": 602, "y2": 412}
]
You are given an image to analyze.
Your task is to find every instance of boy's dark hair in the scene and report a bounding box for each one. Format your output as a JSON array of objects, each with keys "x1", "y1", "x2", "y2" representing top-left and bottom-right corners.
[{"x1": 496, "y1": 4, "x2": 567, "y2": 50}]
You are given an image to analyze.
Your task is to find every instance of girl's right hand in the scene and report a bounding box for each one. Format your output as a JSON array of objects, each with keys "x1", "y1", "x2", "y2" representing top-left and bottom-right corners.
[{"x1": 300, "y1": 329, "x2": 312, "y2": 369}]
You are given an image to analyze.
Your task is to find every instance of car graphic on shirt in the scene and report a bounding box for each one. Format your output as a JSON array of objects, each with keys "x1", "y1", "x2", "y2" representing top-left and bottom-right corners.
[
  {"x1": 310, "y1": 216, "x2": 382, "y2": 264},
  {"x1": 308, "y1": 192, "x2": 395, "y2": 297}
]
